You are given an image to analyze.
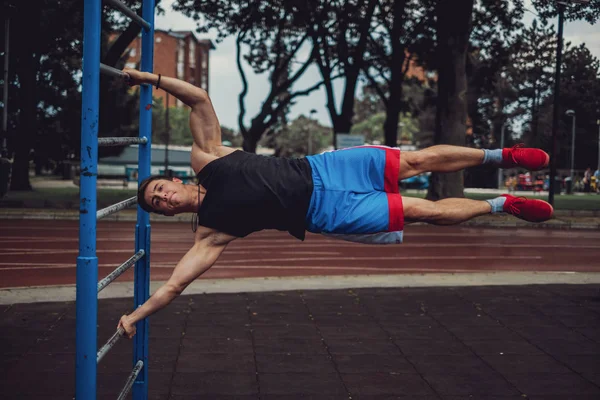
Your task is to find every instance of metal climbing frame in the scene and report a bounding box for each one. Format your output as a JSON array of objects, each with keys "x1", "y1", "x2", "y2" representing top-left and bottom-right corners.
[{"x1": 77, "y1": 0, "x2": 154, "y2": 399}]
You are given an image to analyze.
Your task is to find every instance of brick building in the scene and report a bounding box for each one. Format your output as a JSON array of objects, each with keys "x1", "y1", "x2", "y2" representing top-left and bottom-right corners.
[{"x1": 117, "y1": 29, "x2": 215, "y2": 108}]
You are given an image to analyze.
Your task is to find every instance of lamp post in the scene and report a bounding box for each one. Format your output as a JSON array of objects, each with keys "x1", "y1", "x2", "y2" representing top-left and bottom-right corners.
[
  {"x1": 566, "y1": 109, "x2": 576, "y2": 187},
  {"x1": 548, "y1": 3, "x2": 565, "y2": 205},
  {"x1": 164, "y1": 93, "x2": 170, "y2": 177},
  {"x1": 308, "y1": 109, "x2": 317, "y2": 155},
  {"x1": 597, "y1": 119, "x2": 600, "y2": 172}
]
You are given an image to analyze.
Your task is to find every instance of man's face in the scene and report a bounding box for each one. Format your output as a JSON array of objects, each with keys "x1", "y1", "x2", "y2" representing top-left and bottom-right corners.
[{"x1": 143, "y1": 178, "x2": 187, "y2": 216}]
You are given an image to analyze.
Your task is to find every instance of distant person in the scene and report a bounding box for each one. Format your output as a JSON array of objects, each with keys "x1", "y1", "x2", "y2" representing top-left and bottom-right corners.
[
  {"x1": 505, "y1": 173, "x2": 517, "y2": 193},
  {"x1": 583, "y1": 167, "x2": 592, "y2": 193},
  {"x1": 117, "y1": 68, "x2": 554, "y2": 338}
]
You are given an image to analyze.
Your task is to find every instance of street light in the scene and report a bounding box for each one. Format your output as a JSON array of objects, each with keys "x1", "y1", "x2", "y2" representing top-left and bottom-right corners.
[
  {"x1": 597, "y1": 119, "x2": 600, "y2": 173},
  {"x1": 308, "y1": 109, "x2": 317, "y2": 155},
  {"x1": 548, "y1": 0, "x2": 591, "y2": 204},
  {"x1": 566, "y1": 109, "x2": 576, "y2": 190}
]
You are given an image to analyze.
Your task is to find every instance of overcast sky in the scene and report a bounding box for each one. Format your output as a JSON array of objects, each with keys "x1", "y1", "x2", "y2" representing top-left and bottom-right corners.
[{"x1": 154, "y1": 0, "x2": 600, "y2": 131}]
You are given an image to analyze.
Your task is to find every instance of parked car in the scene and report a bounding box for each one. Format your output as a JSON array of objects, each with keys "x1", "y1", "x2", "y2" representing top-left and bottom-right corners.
[{"x1": 400, "y1": 172, "x2": 430, "y2": 190}]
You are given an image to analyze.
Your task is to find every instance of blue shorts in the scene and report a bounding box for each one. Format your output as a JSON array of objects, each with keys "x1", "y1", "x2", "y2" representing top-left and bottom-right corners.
[{"x1": 305, "y1": 146, "x2": 404, "y2": 237}]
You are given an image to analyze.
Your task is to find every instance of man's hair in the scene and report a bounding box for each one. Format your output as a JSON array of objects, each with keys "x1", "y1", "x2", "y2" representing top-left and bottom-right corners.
[{"x1": 137, "y1": 175, "x2": 173, "y2": 214}]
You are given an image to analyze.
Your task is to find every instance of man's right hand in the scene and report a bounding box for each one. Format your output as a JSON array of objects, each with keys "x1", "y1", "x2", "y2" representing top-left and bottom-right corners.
[{"x1": 122, "y1": 68, "x2": 148, "y2": 87}]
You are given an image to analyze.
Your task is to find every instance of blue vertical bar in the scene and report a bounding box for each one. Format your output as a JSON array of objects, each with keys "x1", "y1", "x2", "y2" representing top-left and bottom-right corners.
[
  {"x1": 133, "y1": 1, "x2": 154, "y2": 399},
  {"x1": 77, "y1": 0, "x2": 100, "y2": 399}
]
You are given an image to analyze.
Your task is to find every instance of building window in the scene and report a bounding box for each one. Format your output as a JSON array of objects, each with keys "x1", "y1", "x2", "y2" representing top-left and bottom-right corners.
[
  {"x1": 155, "y1": 36, "x2": 162, "y2": 43},
  {"x1": 129, "y1": 47, "x2": 136, "y2": 57},
  {"x1": 125, "y1": 62, "x2": 137, "y2": 69},
  {"x1": 177, "y1": 39, "x2": 185, "y2": 79},
  {"x1": 201, "y1": 48, "x2": 208, "y2": 70},
  {"x1": 189, "y1": 41, "x2": 196, "y2": 68}
]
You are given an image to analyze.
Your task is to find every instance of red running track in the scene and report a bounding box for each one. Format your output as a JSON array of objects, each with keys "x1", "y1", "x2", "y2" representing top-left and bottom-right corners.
[{"x1": 0, "y1": 219, "x2": 599, "y2": 289}]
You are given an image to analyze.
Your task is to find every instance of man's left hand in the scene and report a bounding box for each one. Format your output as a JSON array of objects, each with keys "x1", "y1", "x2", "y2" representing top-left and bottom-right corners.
[{"x1": 118, "y1": 315, "x2": 137, "y2": 339}]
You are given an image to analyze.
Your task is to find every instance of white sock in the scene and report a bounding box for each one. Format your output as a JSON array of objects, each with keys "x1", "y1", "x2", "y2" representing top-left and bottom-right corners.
[
  {"x1": 482, "y1": 149, "x2": 503, "y2": 165},
  {"x1": 485, "y1": 196, "x2": 506, "y2": 214}
]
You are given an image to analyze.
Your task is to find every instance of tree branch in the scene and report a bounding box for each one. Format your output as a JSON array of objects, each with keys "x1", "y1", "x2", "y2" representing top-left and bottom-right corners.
[
  {"x1": 236, "y1": 31, "x2": 249, "y2": 138},
  {"x1": 362, "y1": 68, "x2": 390, "y2": 109}
]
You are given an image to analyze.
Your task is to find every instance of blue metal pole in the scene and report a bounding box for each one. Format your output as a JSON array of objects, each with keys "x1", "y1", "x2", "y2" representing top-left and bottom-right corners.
[
  {"x1": 76, "y1": 0, "x2": 101, "y2": 398},
  {"x1": 133, "y1": 1, "x2": 154, "y2": 399}
]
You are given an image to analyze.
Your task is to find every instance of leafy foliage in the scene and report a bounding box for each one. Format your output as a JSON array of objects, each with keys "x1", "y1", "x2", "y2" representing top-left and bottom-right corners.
[{"x1": 264, "y1": 114, "x2": 331, "y2": 158}]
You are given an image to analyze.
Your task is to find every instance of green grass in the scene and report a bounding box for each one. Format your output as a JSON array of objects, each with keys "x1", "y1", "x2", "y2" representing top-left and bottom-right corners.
[{"x1": 1, "y1": 186, "x2": 598, "y2": 211}]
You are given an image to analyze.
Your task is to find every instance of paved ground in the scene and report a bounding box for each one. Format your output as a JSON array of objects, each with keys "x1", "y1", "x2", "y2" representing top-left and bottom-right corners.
[
  {"x1": 1, "y1": 202, "x2": 600, "y2": 399},
  {"x1": 1, "y1": 284, "x2": 600, "y2": 399}
]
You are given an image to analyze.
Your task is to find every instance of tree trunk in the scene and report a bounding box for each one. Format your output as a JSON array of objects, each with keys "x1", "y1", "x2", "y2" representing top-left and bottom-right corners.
[
  {"x1": 10, "y1": 12, "x2": 39, "y2": 191},
  {"x1": 384, "y1": 0, "x2": 406, "y2": 148},
  {"x1": 242, "y1": 137, "x2": 258, "y2": 154},
  {"x1": 426, "y1": 0, "x2": 474, "y2": 201},
  {"x1": 242, "y1": 123, "x2": 264, "y2": 153}
]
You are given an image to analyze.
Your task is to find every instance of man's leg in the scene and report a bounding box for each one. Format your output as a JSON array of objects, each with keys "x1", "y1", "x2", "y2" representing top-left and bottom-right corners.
[
  {"x1": 403, "y1": 196, "x2": 491, "y2": 225},
  {"x1": 399, "y1": 144, "x2": 549, "y2": 180},
  {"x1": 403, "y1": 194, "x2": 554, "y2": 225}
]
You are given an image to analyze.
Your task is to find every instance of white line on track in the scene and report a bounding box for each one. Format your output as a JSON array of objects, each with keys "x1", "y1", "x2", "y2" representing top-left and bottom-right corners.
[
  {"x1": 0, "y1": 249, "x2": 344, "y2": 256},
  {"x1": 2, "y1": 235, "x2": 598, "y2": 247},
  {"x1": 210, "y1": 256, "x2": 545, "y2": 263},
  {"x1": 0, "y1": 265, "x2": 536, "y2": 273},
  {"x1": 0, "y1": 255, "x2": 543, "y2": 270}
]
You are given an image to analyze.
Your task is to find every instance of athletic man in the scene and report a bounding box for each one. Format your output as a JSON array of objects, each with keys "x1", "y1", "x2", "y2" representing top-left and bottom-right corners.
[{"x1": 118, "y1": 68, "x2": 553, "y2": 338}]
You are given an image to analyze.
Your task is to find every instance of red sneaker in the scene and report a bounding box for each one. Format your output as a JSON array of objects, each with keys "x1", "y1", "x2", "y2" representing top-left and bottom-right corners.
[
  {"x1": 501, "y1": 194, "x2": 554, "y2": 222},
  {"x1": 502, "y1": 144, "x2": 549, "y2": 171}
]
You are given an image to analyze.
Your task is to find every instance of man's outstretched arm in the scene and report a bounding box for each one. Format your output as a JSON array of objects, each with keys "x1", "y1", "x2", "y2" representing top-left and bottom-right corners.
[
  {"x1": 118, "y1": 228, "x2": 236, "y2": 338},
  {"x1": 122, "y1": 68, "x2": 223, "y2": 155}
]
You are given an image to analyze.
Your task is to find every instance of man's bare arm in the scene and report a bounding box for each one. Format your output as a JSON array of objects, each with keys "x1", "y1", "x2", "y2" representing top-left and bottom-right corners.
[
  {"x1": 122, "y1": 68, "x2": 224, "y2": 156},
  {"x1": 118, "y1": 228, "x2": 236, "y2": 337}
]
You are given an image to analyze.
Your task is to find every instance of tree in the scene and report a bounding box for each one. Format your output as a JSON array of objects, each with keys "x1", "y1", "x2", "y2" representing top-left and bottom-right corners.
[
  {"x1": 174, "y1": 0, "x2": 325, "y2": 153},
  {"x1": 362, "y1": 0, "x2": 436, "y2": 147},
  {"x1": 2, "y1": 0, "x2": 83, "y2": 190},
  {"x1": 304, "y1": 0, "x2": 378, "y2": 148},
  {"x1": 151, "y1": 98, "x2": 241, "y2": 147},
  {"x1": 351, "y1": 111, "x2": 419, "y2": 145},
  {"x1": 1, "y1": 0, "x2": 158, "y2": 191},
  {"x1": 531, "y1": 0, "x2": 599, "y2": 24},
  {"x1": 267, "y1": 115, "x2": 331, "y2": 158},
  {"x1": 151, "y1": 99, "x2": 193, "y2": 146},
  {"x1": 466, "y1": 0, "x2": 524, "y2": 148},
  {"x1": 353, "y1": 84, "x2": 386, "y2": 123},
  {"x1": 508, "y1": 19, "x2": 557, "y2": 149},
  {"x1": 220, "y1": 126, "x2": 244, "y2": 148},
  {"x1": 426, "y1": 0, "x2": 475, "y2": 200},
  {"x1": 537, "y1": 43, "x2": 600, "y2": 172}
]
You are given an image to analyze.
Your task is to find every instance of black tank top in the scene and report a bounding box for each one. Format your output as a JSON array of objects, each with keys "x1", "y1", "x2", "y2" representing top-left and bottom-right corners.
[{"x1": 196, "y1": 150, "x2": 313, "y2": 240}]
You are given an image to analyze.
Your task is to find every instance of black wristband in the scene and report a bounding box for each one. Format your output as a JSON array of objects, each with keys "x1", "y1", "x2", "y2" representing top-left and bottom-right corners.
[{"x1": 155, "y1": 74, "x2": 161, "y2": 89}]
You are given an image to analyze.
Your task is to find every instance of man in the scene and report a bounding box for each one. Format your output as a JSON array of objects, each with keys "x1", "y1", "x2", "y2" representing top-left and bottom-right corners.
[{"x1": 118, "y1": 68, "x2": 553, "y2": 338}]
